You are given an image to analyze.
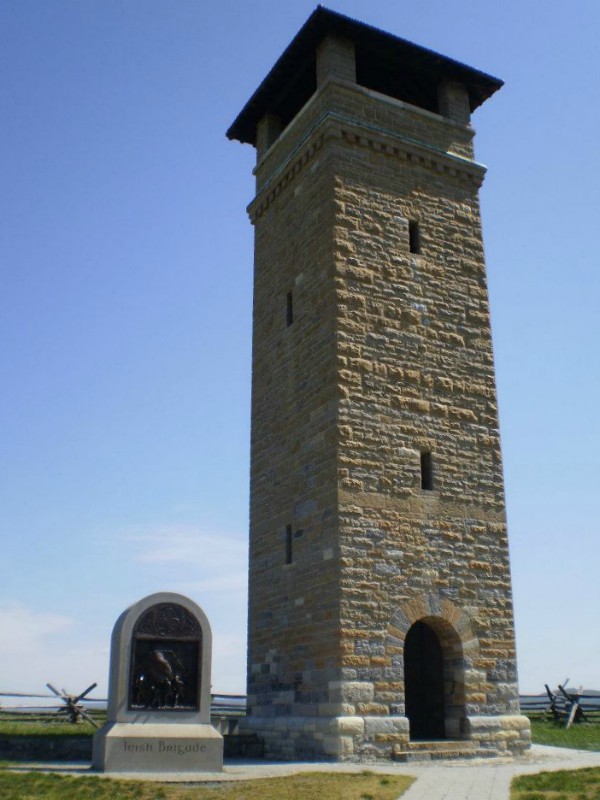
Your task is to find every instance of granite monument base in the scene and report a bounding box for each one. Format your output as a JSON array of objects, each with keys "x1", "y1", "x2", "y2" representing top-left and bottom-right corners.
[{"x1": 92, "y1": 722, "x2": 223, "y2": 773}]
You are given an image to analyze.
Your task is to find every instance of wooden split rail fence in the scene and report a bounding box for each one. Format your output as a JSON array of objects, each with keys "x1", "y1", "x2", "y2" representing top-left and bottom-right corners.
[
  {"x1": 519, "y1": 686, "x2": 600, "y2": 728},
  {"x1": 0, "y1": 691, "x2": 247, "y2": 735},
  {"x1": 3, "y1": 689, "x2": 599, "y2": 732}
]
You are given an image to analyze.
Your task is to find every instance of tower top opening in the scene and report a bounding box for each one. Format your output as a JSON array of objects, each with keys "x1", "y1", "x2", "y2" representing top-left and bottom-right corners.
[{"x1": 227, "y1": 5, "x2": 503, "y2": 146}]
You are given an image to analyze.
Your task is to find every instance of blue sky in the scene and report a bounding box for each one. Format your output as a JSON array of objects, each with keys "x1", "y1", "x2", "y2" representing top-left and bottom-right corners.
[{"x1": 1, "y1": 0, "x2": 598, "y2": 700}]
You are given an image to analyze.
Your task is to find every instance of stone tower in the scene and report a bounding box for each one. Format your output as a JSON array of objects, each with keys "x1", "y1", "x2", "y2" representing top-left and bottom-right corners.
[{"x1": 228, "y1": 7, "x2": 530, "y2": 761}]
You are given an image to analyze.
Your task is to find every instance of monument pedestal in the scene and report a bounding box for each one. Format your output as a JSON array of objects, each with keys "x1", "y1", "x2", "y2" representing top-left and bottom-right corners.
[
  {"x1": 93, "y1": 722, "x2": 223, "y2": 773},
  {"x1": 93, "y1": 593, "x2": 223, "y2": 774}
]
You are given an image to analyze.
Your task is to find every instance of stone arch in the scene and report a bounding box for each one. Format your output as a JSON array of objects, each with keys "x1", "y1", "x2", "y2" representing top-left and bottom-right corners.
[{"x1": 385, "y1": 593, "x2": 479, "y2": 739}]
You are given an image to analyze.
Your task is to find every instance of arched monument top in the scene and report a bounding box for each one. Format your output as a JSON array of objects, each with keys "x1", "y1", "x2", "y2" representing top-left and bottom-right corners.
[{"x1": 106, "y1": 592, "x2": 213, "y2": 725}]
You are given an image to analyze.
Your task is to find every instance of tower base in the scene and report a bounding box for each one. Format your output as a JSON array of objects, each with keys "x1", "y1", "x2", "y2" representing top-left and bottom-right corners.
[{"x1": 240, "y1": 714, "x2": 530, "y2": 762}]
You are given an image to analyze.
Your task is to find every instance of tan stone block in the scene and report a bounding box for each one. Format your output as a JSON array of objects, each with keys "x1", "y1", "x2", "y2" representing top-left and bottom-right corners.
[
  {"x1": 464, "y1": 693, "x2": 486, "y2": 704},
  {"x1": 327, "y1": 716, "x2": 365, "y2": 736},
  {"x1": 498, "y1": 715, "x2": 531, "y2": 732},
  {"x1": 328, "y1": 681, "x2": 374, "y2": 704},
  {"x1": 356, "y1": 703, "x2": 388, "y2": 715},
  {"x1": 375, "y1": 682, "x2": 404, "y2": 692},
  {"x1": 469, "y1": 560, "x2": 491, "y2": 572}
]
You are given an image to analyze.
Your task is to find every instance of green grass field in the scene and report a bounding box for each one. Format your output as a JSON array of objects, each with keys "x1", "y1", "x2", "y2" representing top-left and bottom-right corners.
[
  {"x1": 0, "y1": 712, "x2": 106, "y2": 738},
  {"x1": 0, "y1": 770, "x2": 413, "y2": 800},
  {"x1": 513, "y1": 720, "x2": 600, "y2": 800},
  {"x1": 511, "y1": 766, "x2": 600, "y2": 799},
  {"x1": 0, "y1": 722, "x2": 98, "y2": 738},
  {"x1": 529, "y1": 719, "x2": 600, "y2": 751}
]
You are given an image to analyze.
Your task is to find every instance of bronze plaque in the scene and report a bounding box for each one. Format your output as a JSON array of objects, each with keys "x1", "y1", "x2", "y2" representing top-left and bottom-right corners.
[{"x1": 128, "y1": 603, "x2": 202, "y2": 711}]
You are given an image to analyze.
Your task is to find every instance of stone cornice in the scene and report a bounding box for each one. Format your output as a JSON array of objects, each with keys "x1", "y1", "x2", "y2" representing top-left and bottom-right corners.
[{"x1": 248, "y1": 110, "x2": 487, "y2": 222}]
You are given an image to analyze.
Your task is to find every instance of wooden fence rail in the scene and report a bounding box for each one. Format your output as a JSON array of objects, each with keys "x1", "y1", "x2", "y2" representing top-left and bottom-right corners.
[
  {"x1": 519, "y1": 693, "x2": 600, "y2": 726},
  {"x1": 0, "y1": 691, "x2": 246, "y2": 720},
  {"x1": 2, "y1": 691, "x2": 598, "y2": 728}
]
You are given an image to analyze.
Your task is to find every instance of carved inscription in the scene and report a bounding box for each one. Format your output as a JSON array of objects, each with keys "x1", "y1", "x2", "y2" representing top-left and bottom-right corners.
[{"x1": 122, "y1": 740, "x2": 208, "y2": 755}]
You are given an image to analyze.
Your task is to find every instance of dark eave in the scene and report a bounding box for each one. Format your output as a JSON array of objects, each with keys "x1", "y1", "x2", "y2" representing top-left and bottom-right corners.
[{"x1": 227, "y1": 6, "x2": 503, "y2": 146}]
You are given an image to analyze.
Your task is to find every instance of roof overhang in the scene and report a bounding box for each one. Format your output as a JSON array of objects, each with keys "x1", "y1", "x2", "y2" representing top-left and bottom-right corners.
[{"x1": 227, "y1": 6, "x2": 503, "y2": 146}]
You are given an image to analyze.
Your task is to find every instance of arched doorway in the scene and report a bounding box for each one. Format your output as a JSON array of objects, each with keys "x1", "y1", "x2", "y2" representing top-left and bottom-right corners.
[
  {"x1": 386, "y1": 596, "x2": 474, "y2": 741},
  {"x1": 404, "y1": 620, "x2": 445, "y2": 740}
]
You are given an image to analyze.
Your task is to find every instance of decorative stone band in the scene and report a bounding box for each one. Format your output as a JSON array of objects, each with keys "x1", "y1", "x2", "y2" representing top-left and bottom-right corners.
[
  {"x1": 248, "y1": 110, "x2": 487, "y2": 223},
  {"x1": 248, "y1": 129, "x2": 326, "y2": 223},
  {"x1": 339, "y1": 121, "x2": 485, "y2": 187}
]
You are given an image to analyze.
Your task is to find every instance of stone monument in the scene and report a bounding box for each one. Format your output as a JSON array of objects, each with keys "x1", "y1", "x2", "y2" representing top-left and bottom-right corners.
[
  {"x1": 227, "y1": 7, "x2": 531, "y2": 760},
  {"x1": 93, "y1": 592, "x2": 223, "y2": 773}
]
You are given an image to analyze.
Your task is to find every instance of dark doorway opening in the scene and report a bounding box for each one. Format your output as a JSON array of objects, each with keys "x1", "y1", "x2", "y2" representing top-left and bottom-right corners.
[{"x1": 404, "y1": 620, "x2": 446, "y2": 740}]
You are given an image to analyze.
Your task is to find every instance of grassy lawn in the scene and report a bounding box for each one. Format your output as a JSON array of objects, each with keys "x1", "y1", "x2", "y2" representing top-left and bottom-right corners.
[
  {"x1": 0, "y1": 712, "x2": 106, "y2": 738},
  {"x1": 511, "y1": 766, "x2": 600, "y2": 799},
  {"x1": 0, "y1": 721, "x2": 99, "y2": 738},
  {"x1": 529, "y1": 719, "x2": 600, "y2": 751},
  {"x1": 0, "y1": 770, "x2": 413, "y2": 800}
]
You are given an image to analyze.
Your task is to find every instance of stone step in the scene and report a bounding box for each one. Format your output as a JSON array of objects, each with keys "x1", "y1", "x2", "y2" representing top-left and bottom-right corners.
[
  {"x1": 405, "y1": 739, "x2": 476, "y2": 752},
  {"x1": 392, "y1": 747, "x2": 497, "y2": 762},
  {"x1": 391, "y1": 739, "x2": 498, "y2": 762}
]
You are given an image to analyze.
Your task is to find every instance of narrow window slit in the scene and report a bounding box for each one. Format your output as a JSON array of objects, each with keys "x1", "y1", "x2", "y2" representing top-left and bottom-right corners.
[
  {"x1": 286, "y1": 291, "x2": 294, "y2": 326},
  {"x1": 420, "y1": 451, "x2": 433, "y2": 491},
  {"x1": 409, "y1": 220, "x2": 421, "y2": 254},
  {"x1": 285, "y1": 524, "x2": 293, "y2": 564}
]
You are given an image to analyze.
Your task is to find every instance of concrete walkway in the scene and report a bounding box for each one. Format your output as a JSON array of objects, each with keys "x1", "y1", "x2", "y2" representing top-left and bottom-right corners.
[
  {"x1": 7, "y1": 745, "x2": 600, "y2": 799},
  {"x1": 396, "y1": 745, "x2": 600, "y2": 799}
]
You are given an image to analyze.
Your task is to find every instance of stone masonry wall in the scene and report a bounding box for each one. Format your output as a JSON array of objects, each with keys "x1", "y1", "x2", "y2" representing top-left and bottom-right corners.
[
  {"x1": 247, "y1": 136, "x2": 344, "y2": 730},
  {"x1": 327, "y1": 87, "x2": 526, "y2": 754}
]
